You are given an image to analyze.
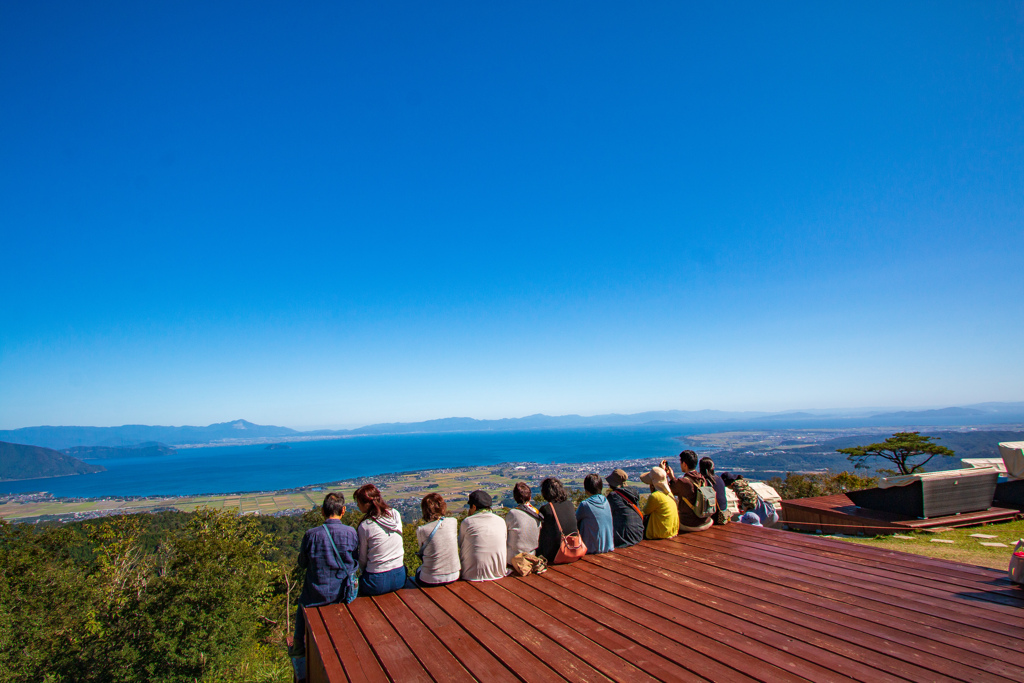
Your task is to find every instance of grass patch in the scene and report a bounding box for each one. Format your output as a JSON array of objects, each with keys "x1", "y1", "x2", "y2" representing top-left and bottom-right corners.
[{"x1": 833, "y1": 518, "x2": 1024, "y2": 570}]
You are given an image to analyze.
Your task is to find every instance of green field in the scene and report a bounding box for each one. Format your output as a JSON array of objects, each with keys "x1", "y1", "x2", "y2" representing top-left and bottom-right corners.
[{"x1": 830, "y1": 519, "x2": 1024, "y2": 570}]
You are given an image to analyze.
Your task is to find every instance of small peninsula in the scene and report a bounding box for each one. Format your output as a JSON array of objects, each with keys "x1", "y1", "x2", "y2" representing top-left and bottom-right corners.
[
  {"x1": 0, "y1": 441, "x2": 106, "y2": 481},
  {"x1": 264, "y1": 443, "x2": 291, "y2": 450}
]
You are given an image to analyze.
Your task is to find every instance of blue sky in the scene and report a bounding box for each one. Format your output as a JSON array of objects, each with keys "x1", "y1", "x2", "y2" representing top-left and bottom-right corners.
[{"x1": 2, "y1": 2, "x2": 1022, "y2": 429}]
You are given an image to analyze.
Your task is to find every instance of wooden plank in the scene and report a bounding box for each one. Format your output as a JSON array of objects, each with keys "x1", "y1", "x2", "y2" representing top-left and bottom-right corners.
[
  {"x1": 371, "y1": 592, "x2": 476, "y2": 683},
  {"x1": 305, "y1": 607, "x2": 347, "y2": 683},
  {"x1": 573, "y1": 560, "x2": 918, "y2": 683},
  {"x1": 607, "y1": 544, "x2": 1023, "y2": 682},
  {"x1": 425, "y1": 585, "x2": 563, "y2": 683},
  {"x1": 446, "y1": 580, "x2": 612, "y2": 683},
  {"x1": 720, "y1": 524, "x2": 1023, "y2": 598},
  {"x1": 624, "y1": 541, "x2": 1024, "y2": 675},
  {"x1": 539, "y1": 564, "x2": 814, "y2": 683},
  {"x1": 645, "y1": 533, "x2": 1024, "y2": 643},
  {"x1": 725, "y1": 523, "x2": 1008, "y2": 580},
  {"x1": 399, "y1": 589, "x2": 520, "y2": 683},
  {"x1": 652, "y1": 533, "x2": 1024, "y2": 652},
  {"x1": 686, "y1": 531, "x2": 1024, "y2": 621},
  {"x1": 676, "y1": 529, "x2": 1024, "y2": 626},
  {"x1": 468, "y1": 579, "x2": 661, "y2": 683},
  {"x1": 523, "y1": 570, "x2": 756, "y2": 683},
  {"x1": 318, "y1": 604, "x2": 389, "y2": 683},
  {"x1": 497, "y1": 577, "x2": 713, "y2": 683},
  {"x1": 348, "y1": 598, "x2": 432, "y2": 683}
]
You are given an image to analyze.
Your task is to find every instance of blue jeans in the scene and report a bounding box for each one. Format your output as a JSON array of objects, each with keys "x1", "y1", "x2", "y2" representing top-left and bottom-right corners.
[{"x1": 358, "y1": 566, "x2": 407, "y2": 596}]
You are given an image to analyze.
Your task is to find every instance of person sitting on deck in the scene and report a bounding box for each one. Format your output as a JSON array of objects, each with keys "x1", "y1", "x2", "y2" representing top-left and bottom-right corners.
[
  {"x1": 505, "y1": 482, "x2": 542, "y2": 560},
  {"x1": 640, "y1": 465, "x2": 679, "y2": 539},
  {"x1": 415, "y1": 493, "x2": 460, "y2": 587},
  {"x1": 605, "y1": 468, "x2": 644, "y2": 548},
  {"x1": 459, "y1": 490, "x2": 507, "y2": 581},
  {"x1": 722, "y1": 473, "x2": 779, "y2": 527},
  {"x1": 537, "y1": 477, "x2": 581, "y2": 563},
  {"x1": 575, "y1": 473, "x2": 615, "y2": 554},
  {"x1": 700, "y1": 456, "x2": 730, "y2": 526},
  {"x1": 355, "y1": 484, "x2": 406, "y2": 596},
  {"x1": 291, "y1": 492, "x2": 358, "y2": 658},
  {"x1": 664, "y1": 450, "x2": 715, "y2": 533}
]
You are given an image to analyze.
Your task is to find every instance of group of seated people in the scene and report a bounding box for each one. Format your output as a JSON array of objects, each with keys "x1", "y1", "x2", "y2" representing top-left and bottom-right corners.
[{"x1": 290, "y1": 449, "x2": 776, "y2": 656}]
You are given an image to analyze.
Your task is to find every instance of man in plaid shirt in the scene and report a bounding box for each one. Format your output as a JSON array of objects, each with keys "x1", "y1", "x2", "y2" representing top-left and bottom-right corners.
[{"x1": 292, "y1": 492, "x2": 358, "y2": 657}]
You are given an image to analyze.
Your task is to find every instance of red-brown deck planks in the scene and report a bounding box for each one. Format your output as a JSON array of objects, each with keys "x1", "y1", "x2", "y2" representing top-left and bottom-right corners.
[{"x1": 306, "y1": 523, "x2": 1024, "y2": 682}]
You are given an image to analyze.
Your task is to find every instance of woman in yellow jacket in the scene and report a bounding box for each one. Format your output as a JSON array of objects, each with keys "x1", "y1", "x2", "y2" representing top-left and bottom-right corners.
[{"x1": 640, "y1": 465, "x2": 679, "y2": 539}]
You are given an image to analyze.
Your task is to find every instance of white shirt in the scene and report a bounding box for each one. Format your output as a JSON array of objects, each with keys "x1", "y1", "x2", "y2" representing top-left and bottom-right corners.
[
  {"x1": 357, "y1": 509, "x2": 404, "y2": 574},
  {"x1": 458, "y1": 510, "x2": 507, "y2": 581}
]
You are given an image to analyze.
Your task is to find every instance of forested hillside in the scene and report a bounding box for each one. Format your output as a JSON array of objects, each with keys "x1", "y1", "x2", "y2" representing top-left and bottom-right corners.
[{"x1": 0, "y1": 441, "x2": 106, "y2": 480}]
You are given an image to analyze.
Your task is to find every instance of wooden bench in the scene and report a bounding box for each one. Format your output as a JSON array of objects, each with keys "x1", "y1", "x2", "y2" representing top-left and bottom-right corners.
[{"x1": 305, "y1": 523, "x2": 1024, "y2": 682}]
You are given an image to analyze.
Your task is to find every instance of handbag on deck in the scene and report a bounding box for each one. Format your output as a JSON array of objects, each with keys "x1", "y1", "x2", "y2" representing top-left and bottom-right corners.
[
  {"x1": 1010, "y1": 539, "x2": 1024, "y2": 585},
  {"x1": 549, "y1": 504, "x2": 587, "y2": 564}
]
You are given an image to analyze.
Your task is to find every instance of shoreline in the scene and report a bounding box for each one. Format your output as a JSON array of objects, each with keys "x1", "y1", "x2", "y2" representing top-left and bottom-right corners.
[{"x1": 0, "y1": 456, "x2": 804, "y2": 524}]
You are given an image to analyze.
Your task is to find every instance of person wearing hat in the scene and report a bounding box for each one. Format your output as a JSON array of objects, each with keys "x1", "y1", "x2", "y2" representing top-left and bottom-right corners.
[
  {"x1": 606, "y1": 468, "x2": 644, "y2": 548},
  {"x1": 458, "y1": 490, "x2": 507, "y2": 581},
  {"x1": 640, "y1": 466, "x2": 679, "y2": 539},
  {"x1": 722, "y1": 473, "x2": 779, "y2": 526}
]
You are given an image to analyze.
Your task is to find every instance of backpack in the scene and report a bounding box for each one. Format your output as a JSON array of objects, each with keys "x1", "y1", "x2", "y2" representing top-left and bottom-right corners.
[{"x1": 681, "y1": 474, "x2": 718, "y2": 519}]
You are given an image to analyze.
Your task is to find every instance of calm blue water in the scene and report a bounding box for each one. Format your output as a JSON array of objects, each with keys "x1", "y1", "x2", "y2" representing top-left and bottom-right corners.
[{"x1": 2, "y1": 425, "x2": 714, "y2": 497}]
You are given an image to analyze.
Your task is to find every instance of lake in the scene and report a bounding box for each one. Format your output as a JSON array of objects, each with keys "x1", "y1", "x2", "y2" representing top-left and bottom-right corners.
[{"x1": 2, "y1": 424, "x2": 720, "y2": 497}]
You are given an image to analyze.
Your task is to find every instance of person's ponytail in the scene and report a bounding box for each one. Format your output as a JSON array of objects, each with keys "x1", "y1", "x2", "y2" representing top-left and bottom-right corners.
[
  {"x1": 699, "y1": 457, "x2": 715, "y2": 482},
  {"x1": 354, "y1": 483, "x2": 390, "y2": 521}
]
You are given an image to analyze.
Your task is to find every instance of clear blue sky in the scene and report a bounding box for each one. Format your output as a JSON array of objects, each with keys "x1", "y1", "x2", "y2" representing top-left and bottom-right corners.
[{"x1": 2, "y1": 2, "x2": 1022, "y2": 429}]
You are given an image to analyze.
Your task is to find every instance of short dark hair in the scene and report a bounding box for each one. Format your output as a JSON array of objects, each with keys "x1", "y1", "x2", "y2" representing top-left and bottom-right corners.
[
  {"x1": 513, "y1": 482, "x2": 532, "y2": 504},
  {"x1": 321, "y1": 492, "x2": 346, "y2": 518},
  {"x1": 541, "y1": 477, "x2": 568, "y2": 503},
  {"x1": 421, "y1": 493, "x2": 447, "y2": 522},
  {"x1": 583, "y1": 473, "x2": 602, "y2": 495},
  {"x1": 679, "y1": 450, "x2": 699, "y2": 470}
]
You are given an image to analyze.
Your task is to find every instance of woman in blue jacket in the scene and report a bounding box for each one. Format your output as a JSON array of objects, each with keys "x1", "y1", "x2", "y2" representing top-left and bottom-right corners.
[{"x1": 575, "y1": 473, "x2": 615, "y2": 554}]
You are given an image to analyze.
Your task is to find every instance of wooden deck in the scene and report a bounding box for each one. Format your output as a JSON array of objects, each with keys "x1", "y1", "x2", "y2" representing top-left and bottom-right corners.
[
  {"x1": 303, "y1": 524, "x2": 1024, "y2": 682},
  {"x1": 780, "y1": 493, "x2": 1020, "y2": 535}
]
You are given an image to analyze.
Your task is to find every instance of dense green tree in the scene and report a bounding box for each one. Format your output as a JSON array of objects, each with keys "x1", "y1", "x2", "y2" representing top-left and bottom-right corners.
[
  {"x1": 0, "y1": 520, "x2": 96, "y2": 682},
  {"x1": 837, "y1": 431, "x2": 955, "y2": 475},
  {"x1": 144, "y1": 509, "x2": 275, "y2": 681},
  {"x1": 765, "y1": 471, "x2": 879, "y2": 500}
]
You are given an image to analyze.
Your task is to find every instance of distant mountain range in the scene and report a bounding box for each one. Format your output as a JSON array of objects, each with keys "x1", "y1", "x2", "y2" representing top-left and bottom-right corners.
[
  {"x1": 1, "y1": 402, "x2": 1022, "y2": 451},
  {"x1": 0, "y1": 441, "x2": 106, "y2": 481},
  {"x1": 63, "y1": 443, "x2": 178, "y2": 459}
]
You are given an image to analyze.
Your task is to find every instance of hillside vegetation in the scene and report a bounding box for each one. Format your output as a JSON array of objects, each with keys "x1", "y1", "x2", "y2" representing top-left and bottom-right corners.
[{"x1": 0, "y1": 441, "x2": 106, "y2": 481}]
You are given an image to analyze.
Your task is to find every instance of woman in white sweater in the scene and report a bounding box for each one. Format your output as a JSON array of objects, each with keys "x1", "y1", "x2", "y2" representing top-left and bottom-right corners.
[
  {"x1": 414, "y1": 493, "x2": 460, "y2": 586},
  {"x1": 354, "y1": 484, "x2": 406, "y2": 596}
]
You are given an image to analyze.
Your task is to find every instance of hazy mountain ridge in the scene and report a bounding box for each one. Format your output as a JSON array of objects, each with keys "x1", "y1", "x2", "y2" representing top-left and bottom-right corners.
[
  {"x1": 0, "y1": 441, "x2": 106, "y2": 481},
  {"x1": 0, "y1": 420, "x2": 298, "y2": 450},
  {"x1": 2, "y1": 403, "x2": 1022, "y2": 450},
  {"x1": 63, "y1": 443, "x2": 178, "y2": 459}
]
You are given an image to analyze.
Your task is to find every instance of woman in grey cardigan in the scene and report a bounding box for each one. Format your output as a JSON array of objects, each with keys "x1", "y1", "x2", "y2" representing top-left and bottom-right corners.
[
  {"x1": 415, "y1": 493, "x2": 460, "y2": 587},
  {"x1": 505, "y1": 482, "x2": 542, "y2": 559}
]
